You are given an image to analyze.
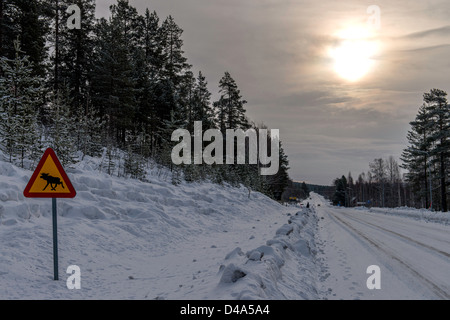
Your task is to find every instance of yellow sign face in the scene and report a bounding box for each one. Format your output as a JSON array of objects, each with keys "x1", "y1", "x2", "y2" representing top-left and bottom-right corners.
[{"x1": 23, "y1": 148, "x2": 76, "y2": 198}]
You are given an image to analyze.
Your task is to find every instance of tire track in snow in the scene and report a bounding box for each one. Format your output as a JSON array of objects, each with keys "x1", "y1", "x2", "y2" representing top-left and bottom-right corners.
[
  {"x1": 339, "y1": 211, "x2": 450, "y2": 259},
  {"x1": 329, "y1": 210, "x2": 450, "y2": 299}
]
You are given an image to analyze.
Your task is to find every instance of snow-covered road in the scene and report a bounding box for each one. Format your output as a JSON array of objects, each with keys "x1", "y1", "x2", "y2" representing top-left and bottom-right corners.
[{"x1": 313, "y1": 194, "x2": 450, "y2": 300}]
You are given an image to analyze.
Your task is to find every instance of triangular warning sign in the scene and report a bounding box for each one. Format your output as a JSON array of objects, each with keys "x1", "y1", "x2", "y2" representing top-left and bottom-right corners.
[{"x1": 23, "y1": 148, "x2": 76, "y2": 198}]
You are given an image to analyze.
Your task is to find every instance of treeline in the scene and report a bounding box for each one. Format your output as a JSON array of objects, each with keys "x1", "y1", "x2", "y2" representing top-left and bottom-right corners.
[
  {"x1": 331, "y1": 89, "x2": 449, "y2": 212},
  {"x1": 0, "y1": 0, "x2": 290, "y2": 199},
  {"x1": 281, "y1": 181, "x2": 310, "y2": 202},
  {"x1": 332, "y1": 156, "x2": 409, "y2": 208}
]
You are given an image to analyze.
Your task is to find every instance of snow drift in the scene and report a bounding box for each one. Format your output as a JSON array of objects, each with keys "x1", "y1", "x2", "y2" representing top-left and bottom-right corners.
[{"x1": 0, "y1": 152, "x2": 320, "y2": 299}]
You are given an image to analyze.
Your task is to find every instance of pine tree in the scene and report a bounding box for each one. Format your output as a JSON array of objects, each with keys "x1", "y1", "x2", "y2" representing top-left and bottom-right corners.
[
  {"x1": 0, "y1": 39, "x2": 43, "y2": 167},
  {"x1": 401, "y1": 104, "x2": 433, "y2": 207},
  {"x1": 192, "y1": 71, "x2": 214, "y2": 129},
  {"x1": 423, "y1": 89, "x2": 449, "y2": 212},
  {"x1": 347, "y1": 172, "x2": 354, "y2": 206},
  {"x1": 0, "y1": 78, "x2": 17, "y2": 162},
  {"x1": 0, "y1": 0, "x2": 49, "y2": 77},
  {"x1": 214, "y1": 71, "x2": 250, "y2": 131},
  {"x1": 179, "y1": 70, "x2": 196, "y2": 132},
  {"x1": 159, "y1": 15, "x2": 191, "y2": 85},
  {"x1": 91, "y1": 15, "x2": 136, "y2": 146},
  {"x1": 401, "y1": 89, "x2": 449, "y2": 212},
  {"x1": 0, "y1": 0, "x2": 4, "y2": 59},
  {"x1": 158, "y1": 109, "x2": 185, "y2": 183},
  {"x1": 74, "y1": 95, "x2": 104, "y2": 158},
  {"x1": 46, "y1": 86, "x2": 77, "y2": 167},
  {"x1": 333, "y1": 175, "x2": 347, "y2": 206},
  {"x1": 51, "y1": 0, "x2": 62, "y2": 92},
  {"x1": 124, "y1": 144, "x2": 145, "y2": 180},
  {"x1": 139, "y1": 9, "x2": 165, "y2": 155},
  {"x1": 386, "y1": 156, "x2": 401, "y2": 207},
  {"x1": 370, "y1": 158, "x2": 387, "y2": 207},
  {"x1": 57, "y1": 0, "x2": 96, "y2": 113},
  {"x1": 143, "y1": 9, "x2": 163, "y2": 71},
  {"x1": 158, "y1": 15, "x2": 191, "y2": 129},
  {"x1": 266, "y1": 140, "x2": 290, "y2": 200}
]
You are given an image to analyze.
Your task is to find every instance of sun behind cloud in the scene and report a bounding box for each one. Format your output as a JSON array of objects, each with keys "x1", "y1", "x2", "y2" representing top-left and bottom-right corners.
[{"x1": 329, "y1": 26, "x2": 380, "y2": 82}]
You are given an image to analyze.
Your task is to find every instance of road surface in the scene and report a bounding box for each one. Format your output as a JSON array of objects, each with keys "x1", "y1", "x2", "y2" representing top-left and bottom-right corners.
[{"x1": 312, "y1": 193, "x2": 450, "y2": 300}]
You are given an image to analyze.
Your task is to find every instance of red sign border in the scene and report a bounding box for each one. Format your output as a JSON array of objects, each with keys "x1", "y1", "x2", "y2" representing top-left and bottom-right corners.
[{"x1": 23, "y1": 148, "x2": 76, "y2": 198}]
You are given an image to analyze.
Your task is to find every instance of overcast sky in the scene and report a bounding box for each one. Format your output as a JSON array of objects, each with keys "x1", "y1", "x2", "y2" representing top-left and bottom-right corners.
[{"x1": 96, "y1": 0, "x2": 450, "y2": 185}]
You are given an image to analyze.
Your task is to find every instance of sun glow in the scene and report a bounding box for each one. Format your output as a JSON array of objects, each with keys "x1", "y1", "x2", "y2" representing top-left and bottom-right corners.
[{"x1": 329, "y1": 26, "x2": 380, "y2": 82}]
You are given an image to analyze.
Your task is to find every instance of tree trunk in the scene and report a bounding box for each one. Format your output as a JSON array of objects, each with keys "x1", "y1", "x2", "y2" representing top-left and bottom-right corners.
[
  {"x1": 55, "y1": 0, "x2": 60, "y2": 91},
  {"x1": 440, "y1": 152, "x2": 447, "y2": 212},
  {"x1": 424, "y1": 155, "x2": 429, "y2": 208},
  {"x1": 0, "y1": 0, "x2": 3, "y2": 59}
]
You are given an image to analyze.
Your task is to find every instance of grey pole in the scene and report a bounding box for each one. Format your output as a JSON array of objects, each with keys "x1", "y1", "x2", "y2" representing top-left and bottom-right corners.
[{"x1": 52, "y1": 198, "x2": 59, "y2": 280}]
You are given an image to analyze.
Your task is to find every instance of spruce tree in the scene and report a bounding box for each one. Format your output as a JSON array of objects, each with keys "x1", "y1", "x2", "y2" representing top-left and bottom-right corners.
[{"x1": 0, "y1": 39, "x2": 43, "y2": 167}]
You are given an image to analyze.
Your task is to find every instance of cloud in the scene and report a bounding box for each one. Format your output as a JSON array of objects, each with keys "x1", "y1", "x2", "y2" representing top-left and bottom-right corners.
[
  {"x1": 399, "y1": 25, "x2": 450, "y2": 40},
  {"x1": 94, "y1": 0, "x2": 450, "y2": 185},
  {"x1": 395, "y1": 43, "x2": 450, "y2": 53}
]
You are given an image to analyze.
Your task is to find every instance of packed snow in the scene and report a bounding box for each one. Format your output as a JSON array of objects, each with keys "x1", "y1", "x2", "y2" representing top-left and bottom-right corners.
[{"x1": 314, "y1": 193, "x2": 450, "y2": 300}]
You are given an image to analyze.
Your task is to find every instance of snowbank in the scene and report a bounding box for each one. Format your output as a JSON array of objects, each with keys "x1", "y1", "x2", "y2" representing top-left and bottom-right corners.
[
  {"x1": 0, "y1": 152, "x2": 321, "y2": 299},
  {"x1": 354, "y1": 206, "x2": 450, "y2": 225},
  {"x1": 215, "y1": 208, "x2": 320, "y2": 300}
]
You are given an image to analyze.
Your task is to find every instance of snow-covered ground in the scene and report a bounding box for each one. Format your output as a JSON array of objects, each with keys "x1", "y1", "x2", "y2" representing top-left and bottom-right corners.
[
  {"x1": 355, "y1": 205, "x2": 450, "y2": 225},
  {"x1": 313, "y1": 193, "x2": 450, "y2": 299},
  {"x1": 1, "y1": 152, "x2": 449, "y2": 300},
  {"x1": 0, "y1": 153, "x2": 320, "y2": 300}
]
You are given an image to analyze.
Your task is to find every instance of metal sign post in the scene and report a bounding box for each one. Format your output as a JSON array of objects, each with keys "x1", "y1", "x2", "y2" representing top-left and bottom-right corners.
[
  {"x1": 23, "y1": 148, "x2": 76, "y2": 280},
  {"x1": 52, "y1": 198, "x2": 59, "y2": 281}
]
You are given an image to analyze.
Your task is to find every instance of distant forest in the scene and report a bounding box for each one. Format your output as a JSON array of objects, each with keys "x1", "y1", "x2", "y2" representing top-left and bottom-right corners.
[
  {"x1": 0, "y1": 0, "x2": 291, "y2": 199},
  {"x1": 331, "y1": 89, "x2": 449, "y2": 212}
]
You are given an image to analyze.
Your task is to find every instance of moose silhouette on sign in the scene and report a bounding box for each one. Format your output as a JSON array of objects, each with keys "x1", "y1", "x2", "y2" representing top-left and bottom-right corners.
[{"x1": 40, "y1": 173, "x2": 65, "y2": 191}]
